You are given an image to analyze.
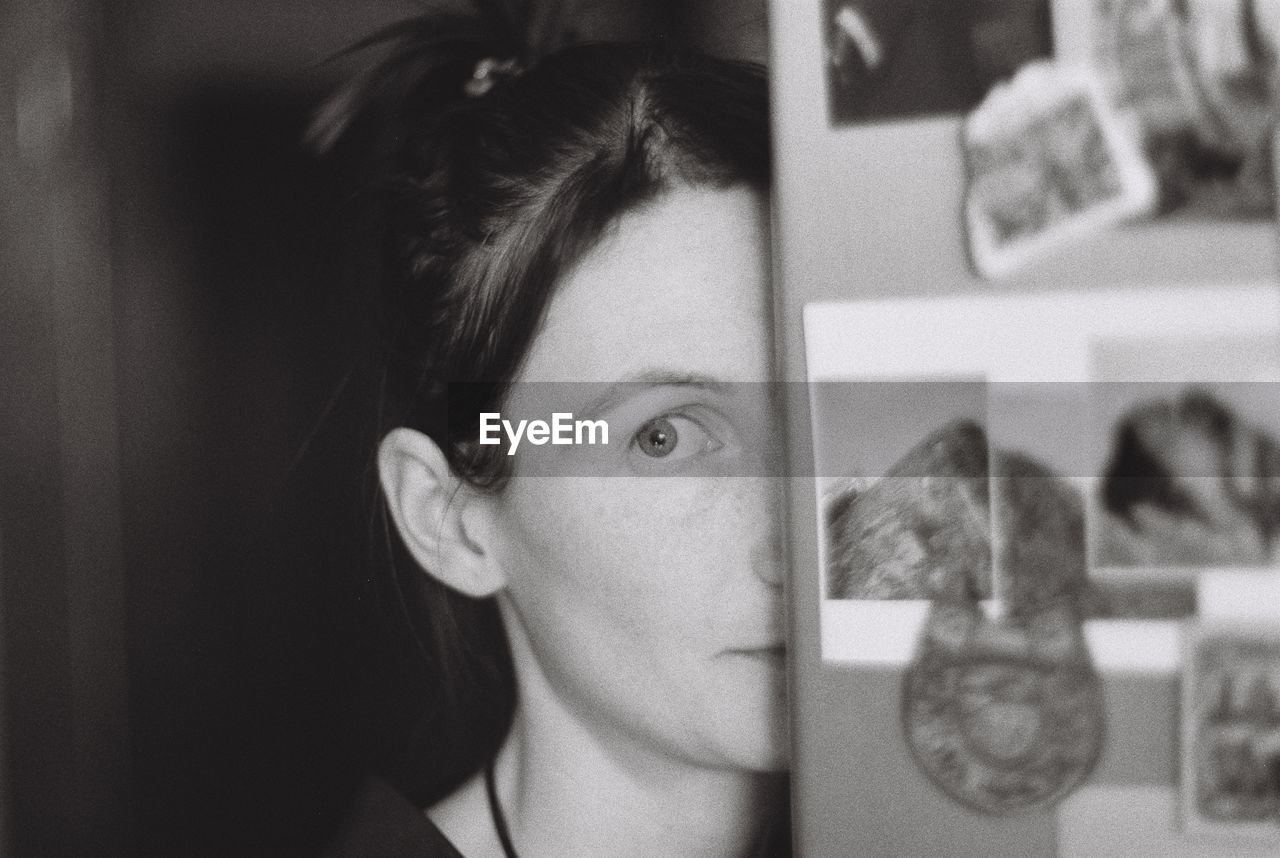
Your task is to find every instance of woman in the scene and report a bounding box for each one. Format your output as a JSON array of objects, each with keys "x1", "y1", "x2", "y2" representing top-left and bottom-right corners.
[{"x1": 316, "y1": 7, "x2": 787, "y2": 855}]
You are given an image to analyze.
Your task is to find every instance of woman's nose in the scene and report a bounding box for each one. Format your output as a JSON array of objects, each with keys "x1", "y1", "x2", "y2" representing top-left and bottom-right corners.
[{"x1": 746, "y1": 477, "x2": 786, "y2": 587}]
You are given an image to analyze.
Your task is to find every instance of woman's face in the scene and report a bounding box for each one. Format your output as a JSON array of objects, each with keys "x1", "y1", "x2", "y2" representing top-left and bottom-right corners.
[{"x1": 484, "y1": 185, "x2": 787, "y2": 773}]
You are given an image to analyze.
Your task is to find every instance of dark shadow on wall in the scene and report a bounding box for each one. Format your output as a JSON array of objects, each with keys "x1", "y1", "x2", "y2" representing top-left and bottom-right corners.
[{"x1": 112, "y1": 82, "x2": 395, "y2": 857}]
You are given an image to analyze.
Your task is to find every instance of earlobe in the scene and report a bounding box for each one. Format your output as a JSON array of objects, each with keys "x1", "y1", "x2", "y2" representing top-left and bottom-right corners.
[{"x1": 377, "y1": 427, "x2": 505, "y2": 598}]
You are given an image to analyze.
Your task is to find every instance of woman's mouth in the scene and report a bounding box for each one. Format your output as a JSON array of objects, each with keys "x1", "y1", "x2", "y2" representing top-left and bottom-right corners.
[{"x1": 730, "y1": 644, "x2": 786, "y2": 661}]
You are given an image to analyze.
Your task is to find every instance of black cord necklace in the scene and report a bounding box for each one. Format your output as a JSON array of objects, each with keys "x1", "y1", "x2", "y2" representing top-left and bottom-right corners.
[{"x1": 484, "y1": 759, "x2": 520, "y2": 858}]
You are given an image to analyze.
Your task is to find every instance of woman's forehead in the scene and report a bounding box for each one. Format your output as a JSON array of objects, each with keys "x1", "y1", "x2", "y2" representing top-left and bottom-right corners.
[{"x1": 516, "y1": 185, "x2": 772, "y2": 385}]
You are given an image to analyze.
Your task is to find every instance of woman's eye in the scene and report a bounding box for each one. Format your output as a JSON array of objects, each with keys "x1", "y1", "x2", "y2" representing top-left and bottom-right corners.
[
  {"x1": 632, "y1": 415, "x2": 723, "y2": 461},
  {"x1": 635, "y1": 417, "x2": 678, "y2": 458}
]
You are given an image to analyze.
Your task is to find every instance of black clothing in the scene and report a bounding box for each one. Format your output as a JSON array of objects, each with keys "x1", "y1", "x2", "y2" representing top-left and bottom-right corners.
[
  {"x1": 322, "y1": 778, "x2": 465, "y2": 858},
  {"x1": 321, "y1": 776, "x2": 792, "y2": 856}
]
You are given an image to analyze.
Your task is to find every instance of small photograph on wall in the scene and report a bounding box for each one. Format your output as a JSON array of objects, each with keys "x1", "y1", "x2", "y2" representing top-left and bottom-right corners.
[
  {"x1": 1183, "y1": 624, "x2": 1280, "y2": 840},
  {"x1": 814, "y1": 379, "x2": 989, "y2": 601},
  {"x1": 1085, "y1": 334, "x2": 1280, "y2": 619},
  {"x1": 823, "y1": 0, "x2": 1053, "y2": 124},
  {"x1": 961, "y1": 61, "x2": 1159, "y2": 279},
  {"x1": 1053, "y1": 0, "x2": 1279, "y2": 219}
]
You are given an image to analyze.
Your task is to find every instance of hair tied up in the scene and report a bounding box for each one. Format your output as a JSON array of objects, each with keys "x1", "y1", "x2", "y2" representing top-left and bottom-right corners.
[
  {"x1": 304, "y1": 0, "x2": 546, "y2": 154},
  {"x1": 463, "y1": 56, "x2": 525, "y2": 98}
]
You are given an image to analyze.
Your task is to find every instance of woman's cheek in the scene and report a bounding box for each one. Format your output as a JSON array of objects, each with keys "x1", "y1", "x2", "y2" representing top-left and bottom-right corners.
[
  {"x1": 498, "y1": 475, "x2": 736, "y2": 631},
  {"x1": 604, "y1": 477, "x2": 748, "y2": 604}
]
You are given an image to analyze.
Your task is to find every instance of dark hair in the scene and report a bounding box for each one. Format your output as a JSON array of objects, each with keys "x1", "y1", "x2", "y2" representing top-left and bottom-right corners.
[{"x1": 319, "y1": 13, "x2": 770, "y2": 804}]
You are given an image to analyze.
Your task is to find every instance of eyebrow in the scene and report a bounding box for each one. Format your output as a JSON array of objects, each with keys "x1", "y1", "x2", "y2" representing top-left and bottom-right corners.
[{"x1": 576, "y1": 370, "x2": 729, "y2": 420}]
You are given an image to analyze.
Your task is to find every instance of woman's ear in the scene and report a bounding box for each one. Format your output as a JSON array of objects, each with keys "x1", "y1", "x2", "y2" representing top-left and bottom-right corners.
[{"x1": 377, "y1": 427, "x2": 505, "y2": 598}]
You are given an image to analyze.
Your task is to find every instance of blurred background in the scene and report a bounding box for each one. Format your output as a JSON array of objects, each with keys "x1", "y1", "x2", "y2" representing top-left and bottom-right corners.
[{"x1": 0, "y1": 1, "x2": 765, "y2": 856}]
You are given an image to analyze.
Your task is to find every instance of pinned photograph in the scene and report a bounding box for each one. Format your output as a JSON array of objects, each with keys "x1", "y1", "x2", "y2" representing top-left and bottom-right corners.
[
  {"x1": 1087, "y1": 332, "x2": 1280, "y2": 619},
  {"x1": 1053, "y1": 0, "x2": 1280, "y2": 218},
  {"x1": 1183, "y1": 623, "x2": 1280, "y2": 838},
  {"x1": 823, "y1": 0, "x2": 1052, "y2": 124},
  {"x1": 815, "y1": 381, "x2": 989, "y2": 601},
  {"x1": 962, "y1": 62, "x2": 1158, "y2": 279}
]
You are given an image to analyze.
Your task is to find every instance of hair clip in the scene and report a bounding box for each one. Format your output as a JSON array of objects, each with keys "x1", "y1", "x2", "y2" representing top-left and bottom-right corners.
[{"x1": 464, "y1": 56, "x2": 524, "y2": 98}]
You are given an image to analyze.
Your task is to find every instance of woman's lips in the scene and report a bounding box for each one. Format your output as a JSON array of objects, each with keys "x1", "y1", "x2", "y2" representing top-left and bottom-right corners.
[{"x1": 728, "y1": 644, "x2": 786, "y2": 660}]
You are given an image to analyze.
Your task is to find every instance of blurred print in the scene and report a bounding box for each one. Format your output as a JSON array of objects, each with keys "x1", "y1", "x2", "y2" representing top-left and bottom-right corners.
[
  {"x1": 823, "y1": 0, "x2": 1053, "y2": 123},
  {"x1": 824, "y1": 414, "x2": 992, "y2": 602},
  {"x1": 962, "y1": 63, "x2": 1157, "y2": 278},
  {"x1": 1184, "y1": 625, "x2": 1280, "y2": 838},
  {"x1": 1059, "y1": 0, "x2": 1280, "y2": 219},
  {"x1": 1096, "y1": 388, "x2": 1280, "y2": 569},
  {"x1": 1088, "y1": 331, "x2": 1280, "y2": 617}
]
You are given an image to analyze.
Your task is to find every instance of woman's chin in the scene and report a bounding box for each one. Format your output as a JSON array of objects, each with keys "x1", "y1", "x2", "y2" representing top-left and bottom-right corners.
[
  {"x1": 714, "y1": 693, "x2": 790, "y2": 773},
  {"x1": 723, "y1": 653, "x2": 790, "y2": 771},
  {"x1": 758, "y1": 712, "x2": 792, "y2": 773}
]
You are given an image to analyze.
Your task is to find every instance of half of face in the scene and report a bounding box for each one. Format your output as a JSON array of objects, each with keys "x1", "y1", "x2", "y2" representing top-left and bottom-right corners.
[{"x1": 385, "y1": 184, "x2": 788, "y2": 774}]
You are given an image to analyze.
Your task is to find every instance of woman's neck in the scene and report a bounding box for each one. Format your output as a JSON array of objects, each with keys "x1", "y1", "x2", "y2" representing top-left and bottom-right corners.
[
  {"x1": 428, "y1": 647, "x2": 783, "y2": 858},
  {"x1": 495, "y1": 696, "x2": 781, "y2": 857}
]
